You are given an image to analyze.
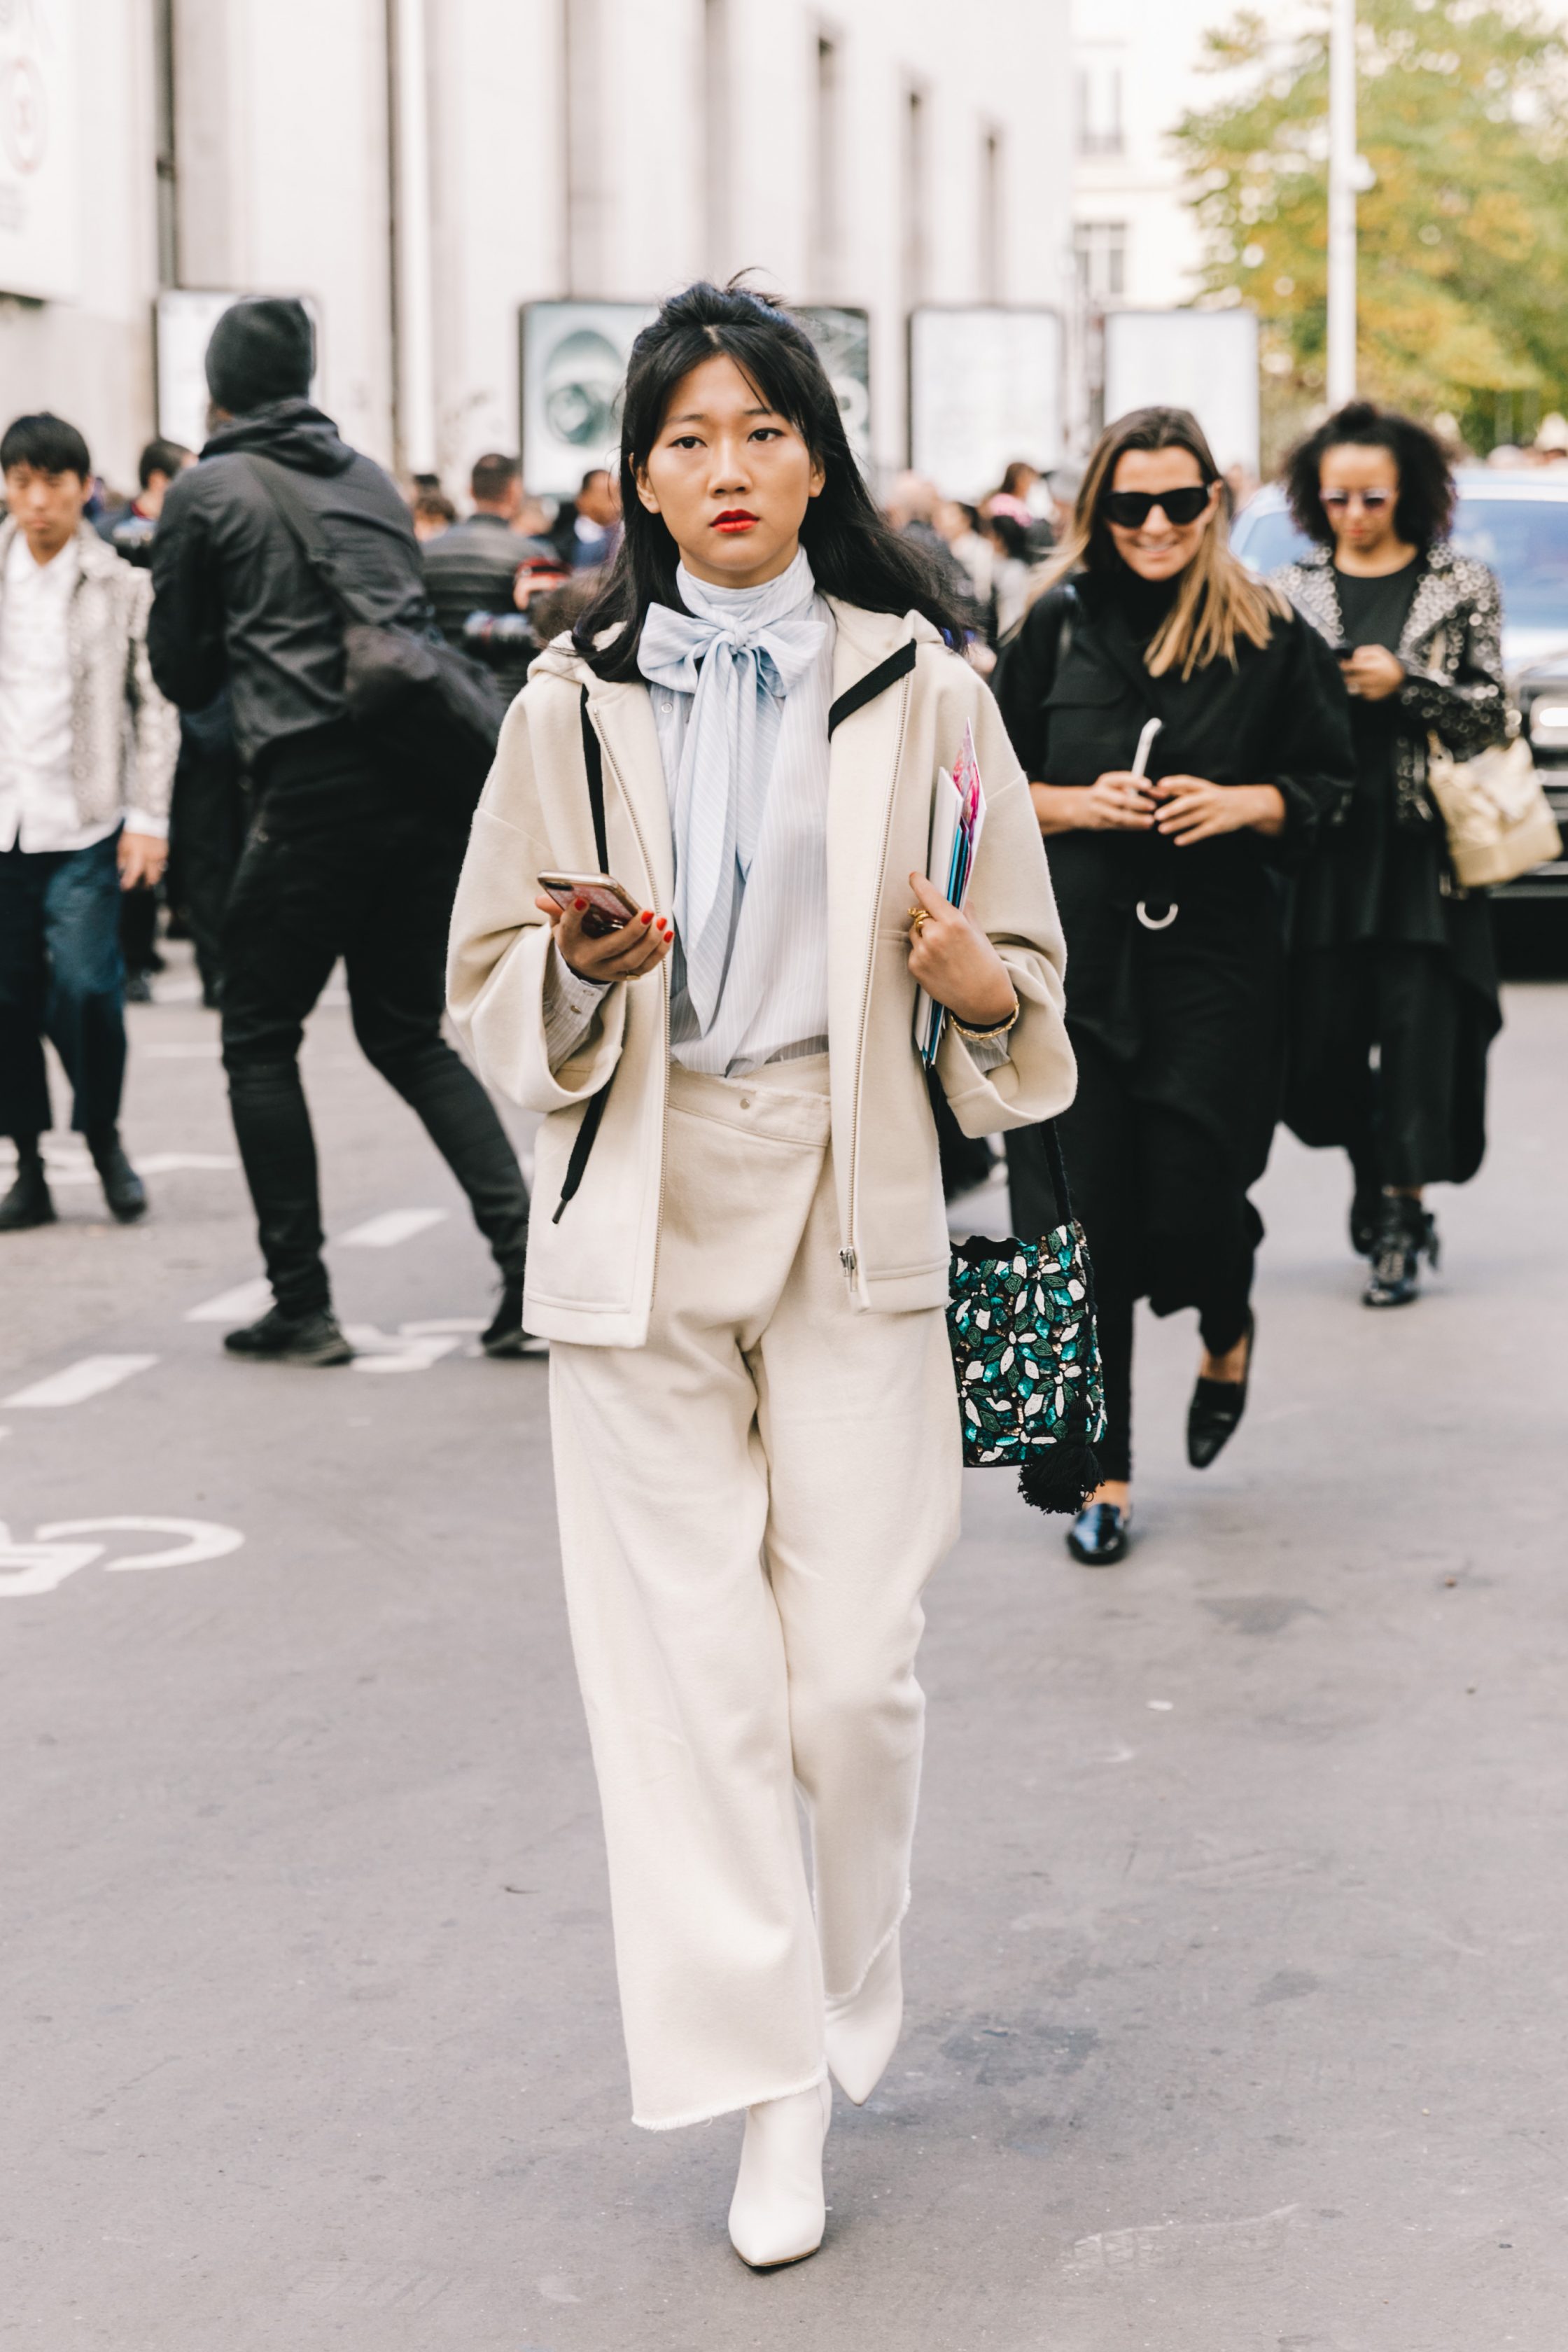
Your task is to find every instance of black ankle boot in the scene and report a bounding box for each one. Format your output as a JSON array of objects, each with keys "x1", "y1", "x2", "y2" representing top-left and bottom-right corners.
[
  {"x1": 1349, "y1": 1177, "x2": 1380, "y2": 1257},
  {"x1": 0, "y1": 1149, "x2": 55, "y2": 1231},
  {"x1": 85, "y1": 1125, "x2": 147, "y2": 1224},
  {"x1": 1364, "y1": 1195, "x2": 1438, "y2": 1308}
]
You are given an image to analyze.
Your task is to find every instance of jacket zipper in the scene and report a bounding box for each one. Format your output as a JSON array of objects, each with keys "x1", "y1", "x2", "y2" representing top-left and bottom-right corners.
[
  {"x1": 585, "y1": 692, "x2": 671, "y2": 1296},
  {"x1": 841, "y1": 662, "x2": 913, "y2": 1296}
]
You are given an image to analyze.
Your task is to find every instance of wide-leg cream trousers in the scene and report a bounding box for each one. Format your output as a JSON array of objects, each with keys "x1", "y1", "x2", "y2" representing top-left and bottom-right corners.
[{"x1": 548, "y1": 1056, "x2": 962, "y2": 2129}]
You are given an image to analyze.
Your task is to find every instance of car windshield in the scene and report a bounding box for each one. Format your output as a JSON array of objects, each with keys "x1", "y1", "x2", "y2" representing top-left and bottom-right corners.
[
  {"x1": 1231, "y1": 505, "x2": 1312, "y2": 574},
  {"x1": 1450, "y1": 498, "x2": 1568, "y2": 628},
  {"x1": 1234, "y1": 488, "x2": 1568, "y2": 631}
]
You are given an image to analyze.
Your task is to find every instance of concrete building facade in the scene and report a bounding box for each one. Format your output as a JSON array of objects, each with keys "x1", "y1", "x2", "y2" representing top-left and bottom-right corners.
[{"x1": 0, "y1": 0, "x2": 1074, "y2": 496}]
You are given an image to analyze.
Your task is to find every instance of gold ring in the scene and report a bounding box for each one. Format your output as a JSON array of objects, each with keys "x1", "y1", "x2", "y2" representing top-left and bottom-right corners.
[{"x1": 907, "y1": 904, "x2": 929, "y2": 935}]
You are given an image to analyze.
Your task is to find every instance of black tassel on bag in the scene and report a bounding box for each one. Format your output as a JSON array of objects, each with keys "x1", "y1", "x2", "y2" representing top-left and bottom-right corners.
[{"x1": 1016, "y1": 1440, "x2": 1102, "y2": 1519}]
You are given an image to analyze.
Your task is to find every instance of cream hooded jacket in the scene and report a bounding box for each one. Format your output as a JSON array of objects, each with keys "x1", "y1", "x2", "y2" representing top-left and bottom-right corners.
[{"x1": 446, "y1": 599, "x2": 1075, "y2": 1348}]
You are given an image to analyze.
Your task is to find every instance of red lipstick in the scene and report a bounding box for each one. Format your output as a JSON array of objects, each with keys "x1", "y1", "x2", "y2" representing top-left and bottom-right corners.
[{"x1": 713, "y1": 509, "x2": 758, "y2": 534}]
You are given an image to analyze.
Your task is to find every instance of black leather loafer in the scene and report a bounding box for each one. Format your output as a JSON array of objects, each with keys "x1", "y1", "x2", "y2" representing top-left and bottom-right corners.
[
  {"x1": 1067, "y1": 1501, "x2": 1131, "y2": 1565},
  {"x1": 1186, "y1": 1311, "x2": 1255, "y2": 1469}
]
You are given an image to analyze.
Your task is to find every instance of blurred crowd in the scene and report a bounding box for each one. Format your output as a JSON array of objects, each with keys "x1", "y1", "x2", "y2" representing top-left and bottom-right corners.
[{"x1": 57, "y1": 433, "x2": 1078, "y2": 1013}]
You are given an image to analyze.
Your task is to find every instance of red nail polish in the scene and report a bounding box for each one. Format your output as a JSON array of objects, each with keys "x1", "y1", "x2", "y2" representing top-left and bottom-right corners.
[
  {"x1": 640, "y1": 910, "x2": 653, "y2": 923},
  {"x1": 573, "y1": 897, "x2": 587, "y2": 910}
]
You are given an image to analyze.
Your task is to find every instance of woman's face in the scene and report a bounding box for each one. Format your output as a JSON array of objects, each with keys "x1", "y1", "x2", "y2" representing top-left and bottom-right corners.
[
  {"x1": 1101, "y1": 447, "x2": 1217, "y2": 582},
  {"x1": 1318, "y1": 442, "x2": 1401, "y2": 558},
  {"x1": 634, "y1": 352, "x2": 825, "y2": 589}
]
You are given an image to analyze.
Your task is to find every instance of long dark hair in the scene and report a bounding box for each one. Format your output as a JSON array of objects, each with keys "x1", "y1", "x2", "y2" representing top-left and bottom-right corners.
[
  {"x1": 573, "y1": 281, "x2": 966, "y2": 679},
  {"x1": 1031, "y1": 406, "x2": 1282, "y2": 677},
  {"x1": 1284, "y1": 400, "x2": 1455, "y2": 551}
]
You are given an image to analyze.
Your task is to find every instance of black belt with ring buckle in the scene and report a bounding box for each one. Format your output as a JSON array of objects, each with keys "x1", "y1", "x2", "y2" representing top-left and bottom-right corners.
[{"x1": 1135, "y1": 899, "x2": 1179, "y2": 931}]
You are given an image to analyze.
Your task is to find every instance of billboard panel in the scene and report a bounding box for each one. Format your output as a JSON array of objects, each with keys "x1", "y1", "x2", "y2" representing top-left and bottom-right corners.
[
  {"x1": 1102, "y1": 309, "x2": 1260, "y2": 477},
  {"x1": 797, "y1": 305, "x2": 871, "y2": 472},
  {"x1": 157, "y1": 291, "x2": 321, "y2": 454},
  {"x1": 0, "y1": 0, "x2": 79, "y2": 301},
  {"x1": 909, "y1": 307, "x2": 1063, "y2": 502},
  {"x1": 520, "y1": 300, "x2": 655, "y2": 499}
]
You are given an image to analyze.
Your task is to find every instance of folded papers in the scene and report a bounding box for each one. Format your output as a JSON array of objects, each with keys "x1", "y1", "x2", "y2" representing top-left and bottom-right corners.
[{"x1": 914, "y1": 722, "x2": 987, "y2": 1068}]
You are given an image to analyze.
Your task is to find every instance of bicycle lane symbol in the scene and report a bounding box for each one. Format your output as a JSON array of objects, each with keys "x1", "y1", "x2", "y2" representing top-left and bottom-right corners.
[{"x1": 0, "y1": 1518, "x2": 244, "y2": 1600}]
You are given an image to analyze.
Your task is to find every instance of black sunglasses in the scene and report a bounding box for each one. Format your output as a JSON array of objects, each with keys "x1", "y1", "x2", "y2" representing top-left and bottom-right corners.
[{"x1": 1101, "y1": 484, "x2": 1215, "y2": 528}]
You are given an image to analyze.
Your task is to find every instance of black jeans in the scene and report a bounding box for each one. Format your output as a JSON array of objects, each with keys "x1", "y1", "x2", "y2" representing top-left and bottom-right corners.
[
  {"x1": 220, "y1": 731, "x2": 529, "y2": 1318},
  {"x1": 1007, "y1": 1040, "x2": 1256, "y2": 1485},
  {"x1": 0, "y1": 832, "x2": 127, "y2": 1141}
]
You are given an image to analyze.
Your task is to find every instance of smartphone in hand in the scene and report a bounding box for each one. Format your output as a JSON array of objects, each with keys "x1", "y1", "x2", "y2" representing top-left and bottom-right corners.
[{"x1": 538, "y1": 871, "x2": 641, "y2": 939}]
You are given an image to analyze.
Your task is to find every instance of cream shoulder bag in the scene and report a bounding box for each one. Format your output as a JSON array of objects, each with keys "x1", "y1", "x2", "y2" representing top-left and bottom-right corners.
[{"x1": 1424, "y1": 729, "x2": 1562, "y2": 889}]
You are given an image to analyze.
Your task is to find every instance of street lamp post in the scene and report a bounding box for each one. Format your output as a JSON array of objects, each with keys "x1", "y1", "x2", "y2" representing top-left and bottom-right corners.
[{"x1": 1326, "y1": 0, "x2": 1357, "y2": 407}]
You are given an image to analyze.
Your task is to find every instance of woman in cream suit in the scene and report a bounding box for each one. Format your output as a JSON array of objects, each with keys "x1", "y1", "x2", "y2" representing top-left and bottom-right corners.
[{"x1": 447, "y1": 282, "x2": 1074, "y2": 2270}]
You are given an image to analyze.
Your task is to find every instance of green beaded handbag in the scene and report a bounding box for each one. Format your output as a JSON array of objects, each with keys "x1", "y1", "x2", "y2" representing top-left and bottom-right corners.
[{"x1": 947, "y1": 1121, "x2": 1105, "y2": 1515}]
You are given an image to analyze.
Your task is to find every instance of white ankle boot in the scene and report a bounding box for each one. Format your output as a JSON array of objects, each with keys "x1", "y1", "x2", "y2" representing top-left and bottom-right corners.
[
  {"x1": 824, "y1": 1931, "x2": 903, "y2": 2106},
  {"x1": 727, "y1": 2078, "x2": 832, "y2": 2269}
]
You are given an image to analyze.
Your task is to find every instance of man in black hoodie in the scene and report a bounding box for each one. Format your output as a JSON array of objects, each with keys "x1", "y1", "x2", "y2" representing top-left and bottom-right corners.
[{"x1": 149, "y1": 299, "x2": 532, "y2": 1364}]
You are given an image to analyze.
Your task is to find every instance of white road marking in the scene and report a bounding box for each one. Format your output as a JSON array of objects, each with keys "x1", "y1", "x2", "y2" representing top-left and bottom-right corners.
[
  {"x1": 43, "y1": 1152, "x2": 238, "y2": 1186},
  {"x1": 4, "y1": 1355, "x2": 159, "y2": 1408},
  {"x1": 0, "y1": 1516, "x2": 245, "y2": 1599},
  {"x1": 0, "y1": 1525, "x2": 106, "y2": 1596},
  {"x1": 337, "y1": 1208, "x2": 448, "y2": 1249},
  {"x1": 139, "y1": 1153, "x2": 239, "y2": 1175},
  {"x1": 344, "y1": 1324, "x2": 462, "y2": 1374},
  {"x1": 141, "y1": 1041, "x2": 222, "y2": 1059},
  {"x1": 400, "y1": 1318, "x2": 486, "y2": 1336},
  {"x1": 38, "y1": 1516, "x2": 244, "y2": 1572},
  {"x1": 186, "y1": 1278, "x2": 273, "y2": 1324}
]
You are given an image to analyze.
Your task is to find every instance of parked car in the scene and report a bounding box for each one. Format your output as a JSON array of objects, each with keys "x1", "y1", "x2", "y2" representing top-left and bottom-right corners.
[{"x1": 1232, "y1": 472, "x2": 1568, "y2": 899}]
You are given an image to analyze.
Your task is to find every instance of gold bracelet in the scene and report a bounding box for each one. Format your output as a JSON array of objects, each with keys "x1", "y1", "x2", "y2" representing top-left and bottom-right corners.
[{"x1": 951, "y1": 998, "x2": 1021, "y2": 1044}]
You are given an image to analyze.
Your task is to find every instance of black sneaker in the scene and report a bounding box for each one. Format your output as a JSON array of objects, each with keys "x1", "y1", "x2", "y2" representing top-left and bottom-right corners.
[
  {"x1": 481, "y1": 1278, "x2": 542, "y2": 1358},
  {"x1": 125, "y1": 971, "x2": 154, "y2": 1004},
  {"x1": 1364, "y1": 1196, "x2": 1439, "y2": 1308},
  {"x1": 223, "y1": 1306, "x2": 355, "y2": 1365},
  {"x1": 88, "y1": 1132, "x2": 147, "y2": 1224},
  {"x1": 0, "y1": 1161, "x2": 56, "y2": 1231}
]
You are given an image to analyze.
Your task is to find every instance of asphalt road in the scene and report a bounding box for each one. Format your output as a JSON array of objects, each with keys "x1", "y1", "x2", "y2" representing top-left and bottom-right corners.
[{"x1": 3, "y1": 948, "x2": 1565, "y2": 2351}]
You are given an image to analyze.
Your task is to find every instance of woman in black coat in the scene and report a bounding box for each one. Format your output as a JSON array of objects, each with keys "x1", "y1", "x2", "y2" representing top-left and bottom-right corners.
[
  {"x1": 1273, "y1": 402, "x2": 1508, "y2": 1307},
  {"x1": 994, "y1": 407, "x2": 1353, "y2": 1565}
]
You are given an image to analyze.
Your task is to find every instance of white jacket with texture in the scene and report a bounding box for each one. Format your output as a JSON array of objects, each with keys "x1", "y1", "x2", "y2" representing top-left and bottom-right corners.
[{"x1": 446, "y1": 600, "x2": 1076, "y2": 1348}]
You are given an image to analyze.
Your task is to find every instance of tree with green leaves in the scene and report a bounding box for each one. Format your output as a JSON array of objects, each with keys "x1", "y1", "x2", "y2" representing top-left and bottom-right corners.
[{"x1": 1175, "y1": 0, "x2": 1568, "y2": 458}]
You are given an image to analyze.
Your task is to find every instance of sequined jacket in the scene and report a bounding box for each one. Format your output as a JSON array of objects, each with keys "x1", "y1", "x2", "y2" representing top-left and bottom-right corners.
[{"x1": 1273, "y1": 540, "x2": 1508, "y2": 829}]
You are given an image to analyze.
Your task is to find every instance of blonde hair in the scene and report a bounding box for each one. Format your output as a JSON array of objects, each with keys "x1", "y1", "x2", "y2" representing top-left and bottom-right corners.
[{"x1": 1032, "y1": 407, "x2": 1285, "y2": 678}]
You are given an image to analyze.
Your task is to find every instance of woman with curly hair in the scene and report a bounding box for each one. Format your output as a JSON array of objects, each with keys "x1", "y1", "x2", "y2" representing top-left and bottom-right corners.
[{"x1": 1274, "y1": 402, "x2": 1508, "y2": 1306}]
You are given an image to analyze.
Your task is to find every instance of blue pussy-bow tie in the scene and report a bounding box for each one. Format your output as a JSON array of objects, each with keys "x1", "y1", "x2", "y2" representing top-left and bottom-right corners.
[{"x1": 638, "y1": 573, "x2": 827, "y2": 1033}]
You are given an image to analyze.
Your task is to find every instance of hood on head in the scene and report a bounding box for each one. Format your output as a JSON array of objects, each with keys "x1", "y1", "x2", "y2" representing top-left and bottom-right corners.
[{"x1": 202, "y1": 398, "x2": 356, "y2": 477}]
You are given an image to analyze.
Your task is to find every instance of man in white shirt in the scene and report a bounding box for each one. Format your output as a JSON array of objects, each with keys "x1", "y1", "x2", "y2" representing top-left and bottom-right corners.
[{"x1": 0, "y1": 412, "x2": 179, "y2": 1230}]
